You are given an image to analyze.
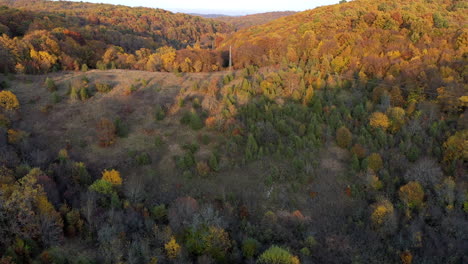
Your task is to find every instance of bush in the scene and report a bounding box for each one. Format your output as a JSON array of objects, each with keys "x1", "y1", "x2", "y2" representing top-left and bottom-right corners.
[
  {"x1": 257, "y1": 246, "x2": 299, "y2": 264},
  {"x1": 81, "y1": 64, "x2": 88, "y2": 72},
  {"x1": 190, "y1": 112, "x2": 204, "y2": 130},
  {"x1": 135, "y1": 152, "x2": 151, "y2": 166},
  {"x1": 96, "y1": 118, "x2": 116, "y2": 147},
  {"x1": 114, "y1": 118, "x2": 129, "y2": 138},
  {"x1": 154, "y1": 105, "x2": 166, "y2": 121},
  {"x1": 79, "y1": 87, "x2": 89, "y2": 100},
  {"x1": 45, "y1": 77, "x2": 57, "y2": 92},
  {"x1": 95, "y1": 83, "x2": 113, "y2": 93}
]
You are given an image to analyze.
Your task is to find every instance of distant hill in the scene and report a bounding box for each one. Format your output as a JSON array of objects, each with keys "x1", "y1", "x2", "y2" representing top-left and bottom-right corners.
[
  {"x1": 0, "y1": 0, "x2": 233, "y2": 73},
  {"x1": 189, "y1": 13, "x2": 229, "y2": 19},
  {"x1": 220, "y1": 0, "x2": 466, "y2": 104},
  {"x1": 215, "y1": 11, "x2": 297, "y2": 29}
]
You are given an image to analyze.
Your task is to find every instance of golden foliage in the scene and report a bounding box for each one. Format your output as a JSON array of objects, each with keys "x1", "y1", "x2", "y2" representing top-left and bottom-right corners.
[
  {"x1": 369, "y1": 112, "x2": 390, "y2": 130},
  {"x1": 0, "y1": 90, "x2": 19, "y2": 110},
  {"x1": 443, "y1": 130, "x2": 468, "y2": 163},
  {"x1": 400, "y1": 250, "x2": 413, "y2": 264},
  {"x1": 399, "y1": 181, "x2": 425, "y2": 209},
  {"x1": 371, "y1": 200, "x2": 394, "y2": 226},
  {"x1": 102, "y1": 169, "x2": 122, "y2": 186},
  {"x1": 164, "y1": 236, "x2": 181, "y2": 259}
]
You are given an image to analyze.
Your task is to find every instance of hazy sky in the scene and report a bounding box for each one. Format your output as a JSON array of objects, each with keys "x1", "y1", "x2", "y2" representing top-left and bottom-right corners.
[{"x1": 67, "y1": 0, "x2": 341, "y2": 15}]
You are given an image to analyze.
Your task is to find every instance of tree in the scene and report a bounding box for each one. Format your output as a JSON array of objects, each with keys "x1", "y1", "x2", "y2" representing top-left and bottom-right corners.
[
  {"x1": 96, "y1": 118, "x2": 116, "y2": 147},
  {"x1": 3, "y1": 169, "x2": 63, "y2": 246},
  {"x1": 369, "y1": 112, "x2": 390, "y2": 131},
  {"x1": 245, "y1": 134, "x2": 259, "y2": 161},
  {"x1": 257, "y1": 246, "x2": 300, "y2": 264},
  {"x1": 242, "y1": 238, "x2": 260, "y2": 259},
  {"x1": 0, "y1": 91, "x2": 19, "y2": 110},
  {"x1": 336, "y1": 126, "x2": 352, "y2": 148},
  {"x1": 165, "y1": 236, "x2": 181, "y2": 259},
  {"x1": 443, "y1": 130, "x2": 467, "y2": 163},
  {"x1": 371, "y1": 199, "x2": 396, "y2": 233},
  {"x1": 399, "y1": 181, "x2": 424, "y2": 209},
  {"x1": 367, "y1": 153, "x2": 383, "y2": 172},
  {"x1": 45, "y1": 78, "x2": 56, "y2": 92},
  {"x1": 102, "y1": 169, "x2": 122, "y2": 186}
]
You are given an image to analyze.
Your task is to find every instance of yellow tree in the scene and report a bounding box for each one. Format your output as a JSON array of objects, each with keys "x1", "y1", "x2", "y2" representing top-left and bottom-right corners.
[
  {"x1": 369, "y1": 112, "x2": 390, "y2": 130},
  {"x1": 165, "y1": 236, "x2": 181, "y2": 259},
  {"x1": 399, "y1": 181, "x2": 425, "y2": 209},
  {"x1": 0, "y1": 91, "x2": 19, "y2": 110},
  {"x1": 102, "y1": 169, "x2": 122, "y2": 186},
  {"x1": 442, "y1": 130, "x2": 468, "y2": 163}
]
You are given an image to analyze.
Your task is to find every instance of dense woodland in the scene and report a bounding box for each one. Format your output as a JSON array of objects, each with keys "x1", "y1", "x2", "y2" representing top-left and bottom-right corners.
[
  {"x1": 213, "y1": 12, "x2": 298, "y2": 30},
  {"x1": 0, "y1": 0, "x2": 467, "y2": 263}
]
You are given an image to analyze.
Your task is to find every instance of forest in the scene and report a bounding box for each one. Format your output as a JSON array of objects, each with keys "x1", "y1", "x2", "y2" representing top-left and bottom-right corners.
[{"x1": 0, "y1": 0, "x2": 467, "y2": 263}]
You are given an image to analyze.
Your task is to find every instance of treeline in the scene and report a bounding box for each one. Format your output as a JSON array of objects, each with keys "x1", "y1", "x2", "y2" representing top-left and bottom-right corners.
[
  {"x1": 214, "y1": 11, "x2": 297, "y2": 30},
  {"x1": 0, "y1": 0, "x2": 232, "y2": 73}
]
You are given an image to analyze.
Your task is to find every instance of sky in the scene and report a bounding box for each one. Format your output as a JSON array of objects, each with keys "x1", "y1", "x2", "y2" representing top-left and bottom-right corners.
[{"x1": 66, "y1": 0, "x2": 341, "y2": 15}]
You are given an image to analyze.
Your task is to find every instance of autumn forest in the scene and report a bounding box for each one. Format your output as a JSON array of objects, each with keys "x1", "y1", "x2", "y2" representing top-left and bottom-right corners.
[{"x1": 0, "y1": 0, "x2": 467, "y2": 263}]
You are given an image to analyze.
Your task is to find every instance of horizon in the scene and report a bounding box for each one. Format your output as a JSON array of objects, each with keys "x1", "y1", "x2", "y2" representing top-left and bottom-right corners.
[{"x1": 63, "y1": 0, "x2": 341, "y2": 15}]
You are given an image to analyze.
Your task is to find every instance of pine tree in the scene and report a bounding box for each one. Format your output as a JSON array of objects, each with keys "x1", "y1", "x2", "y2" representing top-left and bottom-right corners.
[{"x1": 245, "y1": 134, "x2": 259, "y2": 161}]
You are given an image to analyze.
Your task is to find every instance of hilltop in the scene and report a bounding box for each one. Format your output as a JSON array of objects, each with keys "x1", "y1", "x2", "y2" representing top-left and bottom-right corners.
[{"x1": 214, "y1": 11, "x2": 297, "y2": 30}]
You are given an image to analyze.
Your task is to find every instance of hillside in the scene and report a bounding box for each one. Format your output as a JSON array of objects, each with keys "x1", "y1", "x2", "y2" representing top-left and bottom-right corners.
[
  {"x1": 214, "y1": 11, "x2": 297, "y2": 30},
  {"x1": 0, "y1": 0, "x2": 467, "y2": 263},
  {"x1": 0, "y1": 0, "x2": 232, "y2": 73}
]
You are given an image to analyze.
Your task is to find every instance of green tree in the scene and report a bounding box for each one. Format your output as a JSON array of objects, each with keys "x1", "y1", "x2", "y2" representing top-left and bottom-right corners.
[
  {"x1": 245, "y1": 134, "x2": 259, "y2": 161},
  {"x1": 257, "y1": 246, "x2": 300, "y2": 264},
  {"x1": 336, "y1": 126, "x2": 352, "y2": 148}
]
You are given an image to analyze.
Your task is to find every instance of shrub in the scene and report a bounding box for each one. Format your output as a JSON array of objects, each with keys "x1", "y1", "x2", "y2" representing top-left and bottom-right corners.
[
  {"x1": 81, "y1": 64, "x2": 88, "y2": 72},
  {"x1": 96, "y1": 118, "x2": 116, "y2": 147},
  {"x1": 102, "y1": 169, "x2": 122, "y2": 186},
  {"x1": 208, "y1": 153, "x2": 219, "y2": 172},
  {"x1": 70, "y1": 87, "x2": 79, "y2": 101},
  {"x1": 95, "y1": 83, "x2": 113, "y2": 93},
  {"x1": 257, "y1": 246, "x2": 300, "y2": 264},
  {"x1": 154, "y1": 105, "x2": 166, "y2": 121},
  {"x1": 336, "y1": 126, "x2": 352, "y2": 148},
  {"x1": 190, "y1": 112, "x2": 204, "y2": 130},
  {"x1": 196, "y1": 161, "x2": 210, "y2": 176},
  {"x1": 45, "y1": 77, "x2": 57, "y2": 92},
  {"x1": 0, "y1": 113, "x2": 10, "y2": 128},
  {"x1": 135, "y1": 153, "x2": 151, "y2": 166},
  {"x1": 399, "y1": 181, "x2": 424, "y2": 209},
  {"x1": 0, "y1": 90, "x2": 19, "y2": 110},
  {"x1": 114, "y1": 118, "x2": 129, "y2": 138},
  {"x1": 79, "y1": 87, "x2": 89, "y2": 100}
]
